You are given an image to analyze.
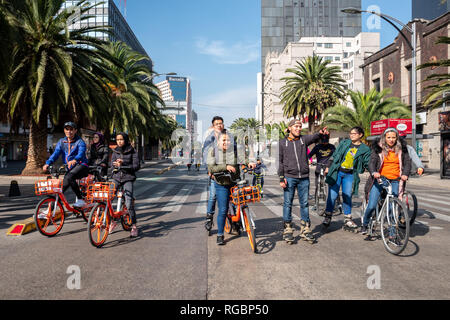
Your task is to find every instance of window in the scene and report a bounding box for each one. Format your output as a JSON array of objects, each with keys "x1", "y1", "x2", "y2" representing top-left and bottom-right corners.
[
  {"x1": 324, "y1": 56, "x2": 333, "y2": 62},
  {"x1": 346, "y1": 42, "x2": 351, "y2": 47},
  {"x1": 343, "y1": 52, "x2": 348, "y2": 58},
  {"x1": 317, "y1": 43, "x2": 323, "y2": 47},
  {"x1": 324, "y1": 43, "x2": 333, "y2": 48},
  {"x1": 373, "y1": 78, "x2": 381, "y2": 92},
  {"x1": 335, "y1": 56, "x2": 340, "y2": 61},
  {"x1": 343, "y1": 63, "x2": 349, "y2": 69}
]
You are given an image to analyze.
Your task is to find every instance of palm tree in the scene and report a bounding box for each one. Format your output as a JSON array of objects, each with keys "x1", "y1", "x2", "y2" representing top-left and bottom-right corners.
[
  {"x1": 0, "y1": 0, "x2": 113, "y2": 174},
  {"x1": 280, "y1": 55, "x2": 346, "y2": 133},
  {"x1": 417, "y1": 36, "x2": 450, "y2": 110},
  {"x1": 323, "y1": 89, "x2": 412, "y2": 142},
  {"x1": 100, "y1": 41, "x2": 165, "y2": 141}
]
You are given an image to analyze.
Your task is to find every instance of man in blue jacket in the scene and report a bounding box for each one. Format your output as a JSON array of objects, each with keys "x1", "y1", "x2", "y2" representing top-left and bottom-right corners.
[{"x1": 42, "y1": 122, "x2": 89, "y2": 208}]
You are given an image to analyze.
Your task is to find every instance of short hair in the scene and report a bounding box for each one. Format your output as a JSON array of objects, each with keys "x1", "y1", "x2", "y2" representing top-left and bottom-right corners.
[
  {"x1": 211, "y1": 116, "x2": 224, "y2": 124},
  {"x1": 350, "y1": 126, "x2": 364, "y2": 137}
]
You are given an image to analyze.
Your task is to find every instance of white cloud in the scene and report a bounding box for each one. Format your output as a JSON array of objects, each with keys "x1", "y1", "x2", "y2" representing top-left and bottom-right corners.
[{"x1": 195, "y1": 37, "x2": 259, "y2": 65}]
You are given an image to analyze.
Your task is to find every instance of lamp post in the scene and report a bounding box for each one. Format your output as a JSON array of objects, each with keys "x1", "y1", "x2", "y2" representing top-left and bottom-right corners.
[{"x1": 342, "y1": 7, "x2": 417, "y2": 150}]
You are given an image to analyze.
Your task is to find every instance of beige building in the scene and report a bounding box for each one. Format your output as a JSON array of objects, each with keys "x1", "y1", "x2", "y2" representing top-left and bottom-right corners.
[{"x1": 263, "y1": 32, "x2": 380, "y2": 126}]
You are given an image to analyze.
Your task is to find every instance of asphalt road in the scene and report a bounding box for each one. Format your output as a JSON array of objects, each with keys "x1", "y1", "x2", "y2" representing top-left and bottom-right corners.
[{"x1": 0, "y1": 163, "x2": 449, "y2": 300}]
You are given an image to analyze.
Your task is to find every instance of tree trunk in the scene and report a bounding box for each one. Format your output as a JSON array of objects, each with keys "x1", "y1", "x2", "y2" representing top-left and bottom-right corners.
[{"x1": 21, "y1": 113, "x2": 48, "y2": 175}]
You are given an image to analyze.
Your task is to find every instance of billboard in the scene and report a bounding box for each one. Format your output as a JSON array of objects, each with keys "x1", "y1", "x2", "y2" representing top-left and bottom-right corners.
[
  {"x1": 370, "y1": 119, "x2": 412, "y2": 136},
  {"x1": 439, "y1": 111, "x2": 450, "y2": 131}
]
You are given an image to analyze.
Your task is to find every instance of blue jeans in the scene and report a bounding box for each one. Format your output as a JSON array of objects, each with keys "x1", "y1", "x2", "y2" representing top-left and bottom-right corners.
[
  {"x1": 213, "y1": 181, "x2": 232, "y2": 236},
  {"x1": 283, "y1": 177, "x2": 310, "y2": 223},
  {"x1": 363, "y1": 179, "x2": 399, "y2": 227},
  {"x1": 326, "y1": 171, "x2": 353, "y2": 216},
  {"x1": 207, "y1": 177, "x2": 216, "y2": 215}
]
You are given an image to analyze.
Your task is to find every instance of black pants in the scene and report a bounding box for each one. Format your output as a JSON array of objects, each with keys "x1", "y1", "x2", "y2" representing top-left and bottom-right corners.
[
  {"x1": 111, "y1": 180, "x2": 136, "y2": 225},
  {"x1": 63, "y1": 164, "x2": 89, "y2": 199}
]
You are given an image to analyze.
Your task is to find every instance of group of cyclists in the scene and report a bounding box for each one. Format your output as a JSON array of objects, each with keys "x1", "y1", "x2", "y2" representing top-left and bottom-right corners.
[
  {"x1": 42, "y1": 121, "x2": 140, "y2": 238},
  {"x1": 42, "y1": 117, "x2": 424, "y2": 246},
  {"x1": 203, "y1": 116, "x2": 424, "y2": 246}
]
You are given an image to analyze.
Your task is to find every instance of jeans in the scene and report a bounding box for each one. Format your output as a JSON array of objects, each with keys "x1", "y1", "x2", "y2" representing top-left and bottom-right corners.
[
  {"x1": 63, "y1": 164, "x2": 89, "y2": 200},
  {"x1": 325, "y1": 171, "x2": 353, "y2": 216},
  {"x1": 213, "y1": 181, "x2": 232, "y2": 236},
  {"x1": 363, "y1": 179, "x2": 399, "y2": 227},
  {"x1": 283, "y1": 177, "x2": 310, "y2": 223},
  {"x1": 111, "y1": 180, "x2": 137, "y2": 224},
  {"x1": 207, "y1": 177, "x2": 217, "y2": 215}
]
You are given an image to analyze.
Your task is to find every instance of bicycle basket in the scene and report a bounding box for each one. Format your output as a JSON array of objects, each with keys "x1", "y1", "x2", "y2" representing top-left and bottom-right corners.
[
  {"x1": 35, "y1": 179, "x2": 63, "y2": 195},
  {"x1": 86, "y1": 182, "x2": 115, "y2": 202},
  {"x1": 79, "y1": 174, "x2": 95, "y2": 187},
  {"x1": 230, "y1": 186, "x2": 260, "y2": 205}
]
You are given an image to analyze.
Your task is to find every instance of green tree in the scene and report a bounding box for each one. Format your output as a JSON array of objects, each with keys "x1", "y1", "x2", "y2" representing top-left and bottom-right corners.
[
  {"x1": 280, "y1": 55, "x2": 346, "y2": 133},
  {"x1": 322, "y1": 89, "x2": 412, "y2": 142},
  {"x1": 417, "y1": 36, "x2": 450, "y2": 110},
  {"x1": 0, "y1": 0, "x2": 113, "y2": 174}
]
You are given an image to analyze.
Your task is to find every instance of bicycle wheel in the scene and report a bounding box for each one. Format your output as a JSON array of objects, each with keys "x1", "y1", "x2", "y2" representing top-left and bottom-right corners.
[
  {"x1": 224, "y1": 216, "x2": 233, "y2": 234},
  {"x1": 34, "y1": 196, "x2": 65, "y2": 237},
  {"x1": 242, "y1": 207, "x2": 257, "y2": 253},
  {"x1": 315, "y1": 182, "x2": 327, "y2": 215},
  {"x1": 403, "y1": 191, "x2": 418, "y2": 226},
  {"x1": 88, "y1": 202, "x2": 110, "y2": 248},
  {"x1": 120, "y1": 204, "x2": 133, "y2": 231},
  {"x1": 380, "y1": 198, "x2": 409, "y2": 255}
]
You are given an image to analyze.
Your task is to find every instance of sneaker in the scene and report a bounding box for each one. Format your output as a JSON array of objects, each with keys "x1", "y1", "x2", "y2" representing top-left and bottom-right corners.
[
  {"x1": 73, "y1": 199, "x2": 86, "y2": 208},
  {"x1": 216, "y1": 235, "x2": 225, "y2": 245},
  {"x1": 360, "y1": 225, "x2": 368, "y2": 235},
  {"x1": 130, "y1": 225, "x2": 138, "y2": 238},
  {"x1": 37, "y1": 208, "x2": 50, "y2": 219}
]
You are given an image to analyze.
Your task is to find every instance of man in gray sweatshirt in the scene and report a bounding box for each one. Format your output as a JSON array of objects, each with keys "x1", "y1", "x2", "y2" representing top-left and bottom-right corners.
[{"x1": 278, "y1": 119, "x2": 329, "y2": 243}]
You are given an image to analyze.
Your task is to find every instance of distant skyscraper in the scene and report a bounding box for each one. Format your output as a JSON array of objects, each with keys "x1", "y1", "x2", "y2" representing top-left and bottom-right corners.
[
  {"x1": 412, "y1": 0, "x2": 449, "y2": 20},
  {"x1": 261, "y1": 0, "x2": 362, "y2": 71}
]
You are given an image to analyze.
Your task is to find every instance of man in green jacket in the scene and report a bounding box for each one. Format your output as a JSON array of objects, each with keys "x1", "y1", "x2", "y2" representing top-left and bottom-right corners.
[{"x1": 323, "y1": 127, "x2": 371, "y2": 231}]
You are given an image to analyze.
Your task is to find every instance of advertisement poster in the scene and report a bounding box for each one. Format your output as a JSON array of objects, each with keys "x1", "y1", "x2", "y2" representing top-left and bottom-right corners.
[
  {"x1": 371, "y1": 119, "x2": 412, "y2": 136},
  {"x1": 443, "y1": 134, "x2": 450, "y2": 178},
  {"x1": 439, "y1": 111, "x2": 450, "y2": 131}
]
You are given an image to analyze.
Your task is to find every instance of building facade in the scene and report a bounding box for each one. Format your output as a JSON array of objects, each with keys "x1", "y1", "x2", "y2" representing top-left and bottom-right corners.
[
  {"x1": 263, "y1": 32, "x2": 379, "y2": 125},
  {"x1": 412, "y1": 0, "x2": 449, "y2": 20},
  {"x1": 361, "y1": 13, "x2": 450, "y2": 172},
  {"x1": 261, "y1": 0, "x2": 362, "y2": 71}
]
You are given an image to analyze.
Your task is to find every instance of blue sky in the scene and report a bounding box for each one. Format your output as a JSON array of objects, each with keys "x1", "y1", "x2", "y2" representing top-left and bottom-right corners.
[{"x1": 118, "y1": 0, "x2": 412, "y2": 139}]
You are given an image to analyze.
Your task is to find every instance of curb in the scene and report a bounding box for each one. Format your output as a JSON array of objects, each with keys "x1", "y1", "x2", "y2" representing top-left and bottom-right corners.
[{"x1": 155, "y1": 162, "x2": 183, "y2": 175}]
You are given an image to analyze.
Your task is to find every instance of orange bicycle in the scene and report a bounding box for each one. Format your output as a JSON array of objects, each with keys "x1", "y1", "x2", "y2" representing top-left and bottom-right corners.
[
  {"x1": 34, "y1": 165, "x2": 91, "y2": 237},
  {"x1": 213, "y1": 168, "x2": 260, "y2": 253},
  {"x1": 86, "y1": 179, "x2": 134, "y2": 248}
]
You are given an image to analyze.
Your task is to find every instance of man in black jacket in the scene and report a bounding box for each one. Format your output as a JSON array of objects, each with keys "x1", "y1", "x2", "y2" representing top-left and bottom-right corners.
[{"x1": 278, "y1": 119, "x2": 328, "y2": 243}]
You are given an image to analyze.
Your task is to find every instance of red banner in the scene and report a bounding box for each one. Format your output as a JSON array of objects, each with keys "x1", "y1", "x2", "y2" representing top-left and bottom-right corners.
[{"x1": 370, "y1": 119, "x2": 412, "y2": 136}]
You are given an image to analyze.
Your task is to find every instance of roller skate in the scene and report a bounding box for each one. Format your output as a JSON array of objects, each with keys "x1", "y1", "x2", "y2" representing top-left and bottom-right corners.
[
  {"x1": 322, "y1": 212, "x2": 332, "y2": 229},
  {"x1": 205, "y1": 214, "x2": 214, "y2": 236},
  {"x1": 283, "y1": 222, "x2": 295, "y2": 244},
  {"x1": 299, "y1": 220, "x2": 316, "y2": 244},
  {"x1": 342, "y1": 216, "x2": 358, "y2": 233}
]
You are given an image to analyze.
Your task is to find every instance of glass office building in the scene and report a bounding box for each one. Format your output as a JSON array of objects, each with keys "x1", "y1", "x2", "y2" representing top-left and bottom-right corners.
[
  {"x1": 412, "y1": 0, "x2": 449, "y2": 20},
  {"x1": 262, "y1": 0, "x2": 362, "y2": 71},
  {"x1": 62, "y1": 0, "x2": 152, "y2": 70}
]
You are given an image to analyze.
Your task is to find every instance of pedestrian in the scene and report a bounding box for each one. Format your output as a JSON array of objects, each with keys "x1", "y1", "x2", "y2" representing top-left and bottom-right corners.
[
  {"x1": 399, "y1": 132, "x2": 424, "y2": 176},
  {"x1": 278, "y1": 119, "x2": 329, "y2": 243},
  {"x1": 87, "y1": 132, "x2": 109, "y2": 177},
  {"x1": 321, "y1": 127, "x2": 371, "y2": 230},
  {"x1": 308, "y1": 135, "x2": 336, "y2": 198},
  {"x1": 0, "y1": 143, "x2": 8, "y2": 168},
  {"x1": 360, "y1": 127, "x2": 411, "y2": 236}
]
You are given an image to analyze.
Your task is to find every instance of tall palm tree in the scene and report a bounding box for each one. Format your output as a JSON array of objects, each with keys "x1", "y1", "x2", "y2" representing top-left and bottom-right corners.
[
  {"x1": 323, "y1": 88, "x2": 412, "y2": 142},
  {"x1": 100, "y1": 41, "x2": 164, "y2": 141},
  {"x1": 0, "y1": 0, "x2": 113, "y2": 174},
  {"x1": 280, "y1": 55, "x2": 346, "y2": 133},
  {"x1": 417, "y1": 36, "x2": 450, "y2": 110}
]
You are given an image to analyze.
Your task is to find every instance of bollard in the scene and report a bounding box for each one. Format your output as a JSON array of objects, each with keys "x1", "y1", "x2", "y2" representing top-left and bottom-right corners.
[{"x1": 8, "y1": 180, "x2": 21, "y2": 197}]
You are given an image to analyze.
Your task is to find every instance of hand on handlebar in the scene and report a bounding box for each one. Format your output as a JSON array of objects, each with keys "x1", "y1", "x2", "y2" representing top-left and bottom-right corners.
[{"x1": 43, "y1": 164, "x2": 49, "y2": 173}]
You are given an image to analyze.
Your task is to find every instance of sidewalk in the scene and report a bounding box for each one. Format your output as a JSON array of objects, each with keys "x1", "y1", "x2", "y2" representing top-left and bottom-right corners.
[{"x1": 0, "y1": 159, "x2": 170, "y2": 199}]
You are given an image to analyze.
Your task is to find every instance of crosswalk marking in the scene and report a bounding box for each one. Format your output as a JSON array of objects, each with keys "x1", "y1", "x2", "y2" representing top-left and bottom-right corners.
[
  {"x1": 195, "y1": 187, "x2": 208, "y2": 215},
  {"x1": 169, "y1": 185, "x2": 194, "y2": 212}
]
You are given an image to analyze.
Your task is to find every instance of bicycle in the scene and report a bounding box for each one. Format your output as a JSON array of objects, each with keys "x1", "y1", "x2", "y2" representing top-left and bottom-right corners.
[
  {"x1": 212, "y1": 168, "x2": 260, "y2": 253},
  {"x1": 360, "y1": 176, "x2": 410, "y2": 255},
  {"x1": 86, "y1": 167, "x2": 134, "y2": 248},
  {"x1": 313, "y1": 163, "x2": 343, "y2": 216},
  {"x1": 401, "y1": 184, "x2": 418, "y2": 226},
  {"x1": 34, "y1": 165, "x2": 91, "y2": 237},
  {"x1": 244, "y1": 167, "x2": 264, "y2": 198}
]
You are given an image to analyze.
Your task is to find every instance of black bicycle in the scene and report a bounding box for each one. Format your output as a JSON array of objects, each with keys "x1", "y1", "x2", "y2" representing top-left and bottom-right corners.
[{"x1": 314, "y1": 163, "x2": 343, "y2": 216}]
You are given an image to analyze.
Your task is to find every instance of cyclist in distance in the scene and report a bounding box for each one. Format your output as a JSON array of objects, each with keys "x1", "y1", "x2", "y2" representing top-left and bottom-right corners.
[
  {"x1": 309, "y1": 134, "x2": 335, "y2": 195},
  {"x1": 109, "y1": 132, "x2": 140, "y2": 237},
  {"x1": 42, "y1": 121, "x2": 89, "y2": 208},
  {"x1": 87, "y1": 132, "x2": 109, "y2": 177},
  {"x1": 252, "y1": 158, "x2": 267, "y2": 195},
  {"x1": 361, "y1": 127, "x2": 411, "y2": 235},
  {"x1": 322, "y1": 127, "x2": 371, "y2": 230}
]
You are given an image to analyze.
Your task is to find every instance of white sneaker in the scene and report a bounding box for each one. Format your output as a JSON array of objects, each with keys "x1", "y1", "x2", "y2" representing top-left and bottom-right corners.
[{"x1": 73, "y1": 199, "x2": 86, "y2": 208}]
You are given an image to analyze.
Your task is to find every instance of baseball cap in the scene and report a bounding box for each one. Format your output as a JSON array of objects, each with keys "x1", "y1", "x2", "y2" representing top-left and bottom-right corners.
[
  {"x1": 288, "y1": 119, "x2": 302, "y2": 127},
  {"x1": 64, "y1": 121, "x2": 77, "y2": 129}
]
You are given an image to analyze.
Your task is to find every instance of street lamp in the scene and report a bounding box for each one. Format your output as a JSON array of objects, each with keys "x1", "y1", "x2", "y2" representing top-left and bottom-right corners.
[{"x1": 342, "y1": 7, "x2": 417, "y2": 150}]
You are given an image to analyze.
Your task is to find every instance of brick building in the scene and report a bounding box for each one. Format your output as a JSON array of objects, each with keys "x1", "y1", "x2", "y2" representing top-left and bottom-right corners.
[{"x1": 361, "y1": 12, "x2": 450, "y2": 172}]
